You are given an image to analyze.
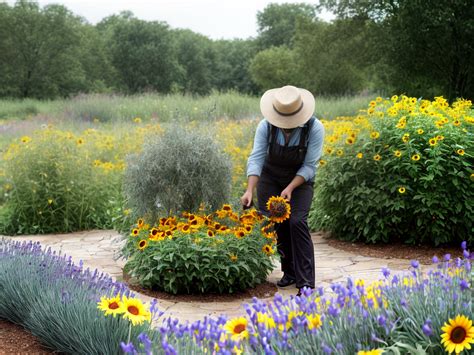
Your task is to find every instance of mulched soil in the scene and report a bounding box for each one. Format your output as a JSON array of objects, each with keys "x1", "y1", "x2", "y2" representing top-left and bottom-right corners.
[
  {"x1": 323, "y1": 233, "x2": 466, "y2": 265},
  {"x1": 0, "y1": 319, "x2": 56, "y2": 354},
  {"x1": 123, "y1": 271, "x2": 278, "y2": 302}
]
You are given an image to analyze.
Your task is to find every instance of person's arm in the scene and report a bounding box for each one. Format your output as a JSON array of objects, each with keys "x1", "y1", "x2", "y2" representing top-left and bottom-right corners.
[
  {"x1": 241, "y1": 120, "x2": 269, "y2": 207},
  {"x1": 281, "y1": 119, "x2": 325, "y2": 201}
]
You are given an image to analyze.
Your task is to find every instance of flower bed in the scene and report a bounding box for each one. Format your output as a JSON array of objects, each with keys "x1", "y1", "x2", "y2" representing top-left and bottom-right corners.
[
  {"x1": 0, "y1": 238, "x2": 159, "y2": 354},
  {"x1": 1, "y1": 237, "x2": 472, "y2": 354},
  {"x1": 311, "y1": 96, "x2": 473, "y2": 245},
  {"x1": 124, "y1": 244, "x2": 473, "y2": 354},
  {"x1": 121, "y1": 204, "x2": 280, "y2": 294}
]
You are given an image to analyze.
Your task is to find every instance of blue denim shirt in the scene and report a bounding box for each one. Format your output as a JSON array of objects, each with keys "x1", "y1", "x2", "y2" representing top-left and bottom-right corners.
[{"x1": 246, "y1": 117, "x2": 325, "y2": 182}]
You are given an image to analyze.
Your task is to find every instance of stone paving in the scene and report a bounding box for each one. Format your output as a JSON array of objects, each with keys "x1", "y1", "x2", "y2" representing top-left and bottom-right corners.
[{"x1": 4, "y1": 230, "x2": 424, "y2": 324}]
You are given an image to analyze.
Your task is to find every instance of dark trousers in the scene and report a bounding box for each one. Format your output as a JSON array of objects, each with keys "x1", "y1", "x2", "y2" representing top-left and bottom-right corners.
[{"x1": 257, "y1": 176, "x2": 315, "y2": 288}]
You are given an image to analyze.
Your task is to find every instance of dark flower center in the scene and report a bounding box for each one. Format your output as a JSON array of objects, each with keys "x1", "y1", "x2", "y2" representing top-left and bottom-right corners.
[
  {"x1": 109, "y1": 302, "x2": 119, "y2": 310},
  {"x1": 451, "y1": 326, "x2": 466, "y2": 344},
  {"x1": 128, "y1": 306, "x2": 139, "y2": 315},
  {"x1": 234, "y1": 324, "x2": 246, "y2": 334}
]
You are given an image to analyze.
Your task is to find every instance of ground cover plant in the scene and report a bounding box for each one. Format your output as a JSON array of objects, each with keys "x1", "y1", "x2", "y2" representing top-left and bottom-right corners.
[
  {"x1": 121, "y1": 203, "x2": 281, "y2": 294},
  {"x1": 0, "y1": 238, "x2": 160, "y2": 354},
  {"x1": 310, "y1": 96, "x2": 473, "y2": 246},
  {"x1": 122, "y1": 243, "x2": 473, "y2": 354}
]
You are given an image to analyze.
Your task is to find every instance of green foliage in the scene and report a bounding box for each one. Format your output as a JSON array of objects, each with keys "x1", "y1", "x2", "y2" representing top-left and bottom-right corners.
[
  {"x1": 310, "y1": 97, "x2": 473, "y2": 245},
  {"x1": 256, "y1": 2, "x2": 317, "y2": 49},
  {"x1": 108, "y1": 17, "x2": 178, "y2": 93},
  {"x1": 122, "y1": 213, "x2": 275, "y2": 294},
  {"x1": 320, "y1": 0, "x2": 474, "y2": 99},
  {"x1": 294, "y1": 17, "x2": 369, "y2": 95},
  {"x1": 123, "y1": 127, "x2": 232, "y2": 217},
  {"x1": 1, "y1": 131, "x2": 122, "y2": 234},
  {"x1": 249, "y1": 46, "x2": 301, "y2": 91},
  {"x1": 0, "y1": 1, "x2": 88, "y2": 98}
]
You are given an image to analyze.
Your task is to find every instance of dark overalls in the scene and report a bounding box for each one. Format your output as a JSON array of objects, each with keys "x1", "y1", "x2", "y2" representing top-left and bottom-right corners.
[{"x1": 257, "y1": 118, "x2": 315, "y2": 289}]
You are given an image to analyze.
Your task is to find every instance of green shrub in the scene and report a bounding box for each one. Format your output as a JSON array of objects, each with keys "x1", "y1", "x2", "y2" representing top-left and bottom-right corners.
[
  {"x1": 1, "y1": 129, "x2": 122, "y2": 234},
  {"x1": 310, "y1": 95, "x2": 474, "y2": 245},
  {"x1": 122, "y1": 207, "x2": 276, "y2": 294},
  {"x1": 123, "y1": 126, "x2": 232, "y2": 217}
]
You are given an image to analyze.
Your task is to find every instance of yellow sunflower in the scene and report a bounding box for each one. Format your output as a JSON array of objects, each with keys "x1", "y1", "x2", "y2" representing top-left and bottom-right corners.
[
  {"x1": 222, "y1": 204, "x2": 232, "y2": 211},
  {"x1": 373, "y1": 154, "x2": 381, "y2": 161},
  {"x1": 119, "y1": 295, "x2": 151, "y2": 326},
  {"x1": 417, "y1": 129, "x2": 424, "y2": 135},
  {"x1": 357, "y1": 350, "x2": 383, "y2": 355},
  {"x1": 207, "y1": 229, "x2": 215, "y2": 237},
  {"x1": 346, "y1": 137, "x2": 355, "y2": 145},
  {"x1": 97, "y1": 294, "x2": 123, "y2": 317},
  {"x1": 441, "y1": 315, "x2": 474, "y2": 354},
  {"x1": 262, "y1": 244, "x2": 274, "y2": 255},
  {"x1": 412, "y1": 154, "x2": 421, "y2": 161},
  {"x1": 356, "y1": 153, "x2": 363, "y2": 159},
  {"x1": 266, "y1": 196, "x2": 291, "y2": 223},
  {"x1": 224, "y1": 317, "x2": 249, "y2": 341},
  {"x1": 457, "y1": 149, "x2": 465, "y2": 156},
  {"x1": 138, "y1": 239, "x2": 147, "y2": 250},
  {"x1": 21, "y1": 136, "x2": 31, "y2": 143},
  {"x1": 370, "y1": 131, "x2": 380, "y2": 139},
  {"x1": 130, "y1": 228, "x2": 140, "y2": 237},
  {"x1": 137, "y1": 218, "x2": 144, "y2": 229},
  {"x1": 229, "y1": 253, "x2": 238, "y2": 262},
  {"x1": 394, "y1": 150, "x2": 402, "y2": 157},
  {"x1": 234, "y1": 230, "x2": 245, "y2": 239},
  {"x1": 429, "y1": 138, "x2": 438, "y2": 146},
  {"x1": 181, "y1": 224, "x2": 191, "y2": 233},
  {"x1": 398, "y1": 187, "x2": 406, "y2": 194}
]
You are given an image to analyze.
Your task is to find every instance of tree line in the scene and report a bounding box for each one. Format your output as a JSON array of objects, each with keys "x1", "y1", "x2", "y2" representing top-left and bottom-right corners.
[{"x1": 0, "y1": 0, "x2": 472, "y2": 100}]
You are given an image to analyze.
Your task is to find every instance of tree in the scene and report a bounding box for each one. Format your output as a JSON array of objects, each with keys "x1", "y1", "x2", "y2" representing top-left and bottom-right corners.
[
  {"x1": 320, "y1": 0, "x2": 474, "y2": 99},
  {"x1": 108, "y1": 17, "x2": 178, "y2": 93},
  {"x1": 173, "y1": 29, "x2": 216, "y2": 95},
  {"x1": 249, "y1": 46, "x2": 302, "y2": 91},
  {"x1": 0, "y1": 1, "x2": 86, "y2": 98},
  {"x1": 213, "y1": 39, "x2": 259, "y2": 94},
  {"x1": 256, "y1": 3, "x2": 318, "y2": 49},
  {"x1": 293, "y1": 17, "x2": 371, "y2": 95}
]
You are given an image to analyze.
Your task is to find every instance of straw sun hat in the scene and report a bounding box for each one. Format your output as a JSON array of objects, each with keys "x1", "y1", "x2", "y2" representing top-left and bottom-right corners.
[{"x1": 260, "y1": 85, "x2": 315, "y2": 129}]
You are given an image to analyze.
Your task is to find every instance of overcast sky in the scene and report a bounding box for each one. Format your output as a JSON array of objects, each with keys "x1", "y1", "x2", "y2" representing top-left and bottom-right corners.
[{"x1": 5, "y1": 0, "x2": 335, "y2": 39}]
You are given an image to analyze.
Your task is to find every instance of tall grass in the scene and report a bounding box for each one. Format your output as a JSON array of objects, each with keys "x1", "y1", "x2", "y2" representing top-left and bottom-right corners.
[{"x1": 0, "y1": 91, "x2": 373, "y2": 123}]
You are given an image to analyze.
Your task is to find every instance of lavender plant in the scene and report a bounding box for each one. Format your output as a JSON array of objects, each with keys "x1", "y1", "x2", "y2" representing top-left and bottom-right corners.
[
  {"x1": 124, "y1": 243, "x2": 472, "y2": 354},
  {"x1": 0, "y1": 238, "x2": 159, "y2": 354}
]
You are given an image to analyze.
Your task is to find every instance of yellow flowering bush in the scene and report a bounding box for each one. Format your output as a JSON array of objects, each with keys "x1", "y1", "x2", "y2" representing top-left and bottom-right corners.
[
  {"x1": 310, "y1": 96, "x2": 473, "y2": 245},
  {"x1": 122, "y1": 205, "x2": 277, "y2": 294}
]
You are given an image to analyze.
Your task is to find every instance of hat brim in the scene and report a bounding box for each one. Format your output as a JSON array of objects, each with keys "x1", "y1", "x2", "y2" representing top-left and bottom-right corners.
[{"x1": 260, "y1": 88, "x2": 315, "y2": 129}]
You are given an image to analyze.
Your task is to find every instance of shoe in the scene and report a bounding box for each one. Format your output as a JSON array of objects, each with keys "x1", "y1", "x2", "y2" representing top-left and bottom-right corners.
[
  {"x1": 277, "y1": 274, "x2": 296, "y2": 287},
  {"x1": 296, "y1": 286, "x2": 314, "y2": 297}
]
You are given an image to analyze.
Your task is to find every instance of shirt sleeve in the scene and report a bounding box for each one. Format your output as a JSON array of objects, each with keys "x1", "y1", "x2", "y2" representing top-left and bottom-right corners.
[
  {"x1": 246, "y1": 119, "x2": 269, "y2": 177},
  {"x1": 296, "y1": 118, "x2": 325, "y2": 181}
]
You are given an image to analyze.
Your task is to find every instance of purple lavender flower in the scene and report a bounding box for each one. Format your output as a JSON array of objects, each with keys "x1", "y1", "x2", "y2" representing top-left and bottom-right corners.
[
  {"x1": 461, "y1": 241, "x2": 467, "y2": 250},
  {"x1": 463, "y1": 250, "x2": 470, "y2": 258},
  {"x1": 432, "y1": 255, "x2": 439, "y2": 264},
  {"x1": 322, "y1": 344, "x2": 332, "y2": 354},
  {"x1": 444, "y1": 254, "x2": 451, "y2": 261},
  {"x1": 422, "y1": 321, "x2": 433, "y2": 337},
  {"x1": 410, "y1": 260, "x2": 419, "y2": 269},
  {"x1": 120, "y1": 342, "x2": 137, "y2": 354},
  {"x1": 381, "y1": 267, "x2": 391, "y2": 278},
  {"x1": 377, "y1": 315, "x2": 386, "y2": 327},
  {"x1": 460, "y1": 280, "x2": 469, "y2": 291},
  {"x1": 138, "y1": 333, "x2": 152, "y2": 354}
]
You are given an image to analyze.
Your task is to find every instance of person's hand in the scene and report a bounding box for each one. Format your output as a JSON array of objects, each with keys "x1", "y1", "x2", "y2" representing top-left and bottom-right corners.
[
  {"x1": 241, "y1": 190, "x2": 253, "y2": 208},
  {"x1": 280, "y1": 187, "x2": 293, "y2": 202}
]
